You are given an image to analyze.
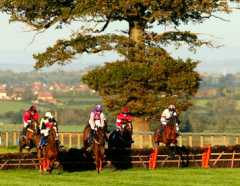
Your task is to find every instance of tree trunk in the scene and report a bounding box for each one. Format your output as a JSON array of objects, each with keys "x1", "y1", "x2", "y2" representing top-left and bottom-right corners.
[{"x1": 129, "y1": 21, "x2": 144, "y2": 44}]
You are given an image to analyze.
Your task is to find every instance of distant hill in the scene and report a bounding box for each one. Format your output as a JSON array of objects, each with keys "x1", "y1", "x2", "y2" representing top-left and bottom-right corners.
[
  {"x1": 197, "y1": 59, "x2": 240, "y2": 74},
  {"x1": 0, "y1": 58, "x2": 240, "y2": 74}
]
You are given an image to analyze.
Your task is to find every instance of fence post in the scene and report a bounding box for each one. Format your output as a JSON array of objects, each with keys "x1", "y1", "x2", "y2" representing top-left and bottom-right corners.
[
  {"x1": 189, "y1": 135, "x2": 192, "y2": 147},
  {"x1": 200, "y1": 135, "x2": 203, "y2": 148},
  {"x1": 13, "y1": 132, "x2": 17, "y2": 146},
  {"x1": 223, "y1": 135, "x2": 227, "y2": 146},
  {"x1": 235, "y1": 136, "x2": 239, "y2": 145},
  {"x1": 148, "y1": 134, "x2": 152, "y2": 148},
  {"x1": 77, "y1": 133, "x2": 81, "y2": 148},
  {"x1": 210, "y1": 136, "x2": 214, "y2": 146},
  {"x1": 60, "y1": 133, "x2": 64, "y2": 146},
  {"x1": 69, "y1": 133, "x2": 72, "y2": 148},
  {"x1": 5, "y1": 132, "x2": 9, "y2": 147},
  {"x1": 178, "y1": 136, "x2": 183, "y2": 146}
]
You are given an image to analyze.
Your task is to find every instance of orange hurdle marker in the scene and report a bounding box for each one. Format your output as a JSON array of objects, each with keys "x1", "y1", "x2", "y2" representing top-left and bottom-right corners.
[
  {"x1": 149, "y1": 148, "x2": 158, "y2": 169},
  {"x1": 202, "y1": 145, "x2": 211, "y2": 168}
]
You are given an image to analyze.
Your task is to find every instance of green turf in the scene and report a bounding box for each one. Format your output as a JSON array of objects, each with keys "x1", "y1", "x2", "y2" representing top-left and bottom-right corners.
[
  {"x1": 0, "y1": 168, "x2": 239, "y2": 186},
  {"x1": 0, "y1": 123, "x2": 85, "y2": 132}
]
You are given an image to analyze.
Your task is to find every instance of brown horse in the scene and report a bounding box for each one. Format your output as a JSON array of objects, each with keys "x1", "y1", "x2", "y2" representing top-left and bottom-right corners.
[
  {"x1": 19, "y1": 120, "x2": 40, "y2": 152},
  {"x1": 82, "y1": 121, "x2": 108, "y2": 152},
  {"x1": 92, "y1": 127, "x2": 106, "y2": 173},
  {"x1": 38, "y1": 128, "x2": 61, "y2": 174},
  {"x1": 153, "y1": 118, "x2": 178, "y2": 147}
]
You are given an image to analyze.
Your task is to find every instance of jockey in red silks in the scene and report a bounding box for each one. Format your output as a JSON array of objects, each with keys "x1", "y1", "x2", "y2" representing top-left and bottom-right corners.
[
  {"x1": 22, "y1": 105, "x2": 39, "y2": 136},
  {"x1": 116, "y1": 107, "x2": 133, "y2": 131},
  {"x1": 115, "y1": 106, "x2": 134, "y2": 143}
]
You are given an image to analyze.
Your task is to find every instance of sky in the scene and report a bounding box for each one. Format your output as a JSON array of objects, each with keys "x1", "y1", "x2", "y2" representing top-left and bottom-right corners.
[{"x1": 0, "y1": 9, "x2": 240, "y2": 74}]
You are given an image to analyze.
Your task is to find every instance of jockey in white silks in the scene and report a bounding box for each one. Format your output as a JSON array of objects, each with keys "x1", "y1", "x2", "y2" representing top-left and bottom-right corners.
[{"x1": 160, "y1": 104, "x2": 179, "y2": 133}]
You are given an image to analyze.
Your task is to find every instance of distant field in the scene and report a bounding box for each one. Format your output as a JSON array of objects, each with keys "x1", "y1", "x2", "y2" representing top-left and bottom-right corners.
[
  {"x1": 0, "y1": 168, "x2": 239, "y2": 186},
  {"x1": 0, "y1": 101, "x2": 31, "y2": 114}
]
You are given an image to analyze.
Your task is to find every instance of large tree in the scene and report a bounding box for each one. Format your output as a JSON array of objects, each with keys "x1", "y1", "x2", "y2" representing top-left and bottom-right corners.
[{"x1": 0, "y1": 0, "x2": 238, "y2": 121}]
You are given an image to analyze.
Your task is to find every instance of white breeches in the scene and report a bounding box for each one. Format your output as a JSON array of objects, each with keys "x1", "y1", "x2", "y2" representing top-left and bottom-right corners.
[{"x1": 41, "y1": 129, "x2": 49, "y2": 137}]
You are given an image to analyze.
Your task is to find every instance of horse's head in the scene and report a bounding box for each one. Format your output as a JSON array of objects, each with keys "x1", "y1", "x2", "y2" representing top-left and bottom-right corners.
[
  {"x1": 95, "y1": 127, "x2": 106, "y2": 146},
  {"x1": 49, "y1": 128, "x2": 56, "y2": 139},
  {"x1": 26, "y1": 121, "x2": 37, "y2": 139}
]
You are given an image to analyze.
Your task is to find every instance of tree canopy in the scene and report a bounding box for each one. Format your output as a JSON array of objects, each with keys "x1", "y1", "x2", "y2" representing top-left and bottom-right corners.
[{"x1": 0, "y1": 0, "x2": 238, "y2": 119}]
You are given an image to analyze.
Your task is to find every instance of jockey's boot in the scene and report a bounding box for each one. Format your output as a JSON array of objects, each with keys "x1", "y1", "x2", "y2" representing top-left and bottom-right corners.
[
  {"x1": 88, "y1": 129, "x2": 95, "y2": 145},
  {"x1": 159, "y1": 125, "x2": 164, "y2": 134}
]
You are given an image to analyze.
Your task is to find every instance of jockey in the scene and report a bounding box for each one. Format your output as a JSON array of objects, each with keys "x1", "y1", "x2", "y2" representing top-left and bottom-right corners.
[
  {"x1": 115, "y1": 106, "x2": 134, "y2": 143},
  {"x1": 160, "y1": 104, "x2": 180, "y2": 133},
  {"x1": 39, "y1": 112, "x2": 59, "y2": 148},
  {"x1": 116, "y1": 106, "x2": 133, "y2": 131},
  {"x1": 88, "y1": 104, "x2": 106, "y2": 143},
  {"x1": 22, "y1": 105, "x2": 39, "y2": 136}
]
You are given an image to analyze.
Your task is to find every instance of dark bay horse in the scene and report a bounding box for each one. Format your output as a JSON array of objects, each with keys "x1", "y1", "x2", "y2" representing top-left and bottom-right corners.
[
  {"x1": 108, "y1": 121, "x2": 133, "y2": 149},
  {"x1": 38, "y1": 128, "x2": 61, "y2": 174},
  {"x1": 19, "y1": 120, "x2": 40, "y2": 152}
]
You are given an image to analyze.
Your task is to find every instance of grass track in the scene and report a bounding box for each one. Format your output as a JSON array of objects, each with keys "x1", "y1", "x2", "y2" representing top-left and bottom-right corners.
[{"x1": 0, "y1": 168, "x2": 239, "y2": 186}]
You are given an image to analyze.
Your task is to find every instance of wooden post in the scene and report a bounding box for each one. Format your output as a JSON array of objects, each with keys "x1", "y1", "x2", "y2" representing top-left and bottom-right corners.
[
  {"x1": 140, "y1": 134, "x2": 144, "y2": 148},
  {"x1": 69, "y1": 133, "x2": 72, "y2": 148},
  {"x1": 235, "y1": 136, "x2": 239, "y2": 145},
  {"x1": 210, "y1": 136, "x2": 214, "y2": 146},
  {"x1": 178, "y1": 136, "x2": 183, "y2": 146},
  {"x1": 223, "y1": 135, "x2": 227, "y2": 146},
  {"x1": 200, "y1": 136, "x2": 203, "y2": 148},
  {"x1": 231, "y1": 151, "x2": 235, "y2": 168},
  {"x1": 60, "y1": 133, "x2": 64, "y2": 146},
  {"x1": 5, "y1": 132, "x2": 9, "y2": 147},
  {"x1": 77, "y1": 133, "x2": 81, "y2": 148},
  {"x1": 148, "y1": 134, "x2": 152, "y2": 148},
  {"x1": 189, "y1": 135, "x2": 192, "y2": 147},
  {"x1": 13, "y1": 132, "x2": 17, "y2": 146}
]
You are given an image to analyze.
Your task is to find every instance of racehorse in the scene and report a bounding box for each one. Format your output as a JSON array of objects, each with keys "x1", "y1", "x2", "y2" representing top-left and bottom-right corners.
[
  {"x1": 92, "y1": 126, "x2": 107, "y2": 173},
  {"x1": 82, "y1": 122, "x2": 107, "y2": 173},
  {"x1": 108, "y1": 120, "x2": 133, "y2": 149},
  {"x1": 153, "y1": 116, "x2": 178, "y2": 158},
  {"x1": 38, "y1": 128, "x2": 61, "y2": 174},
  {"x1": 153, "y1": 116, "x2": 178, "y2": 147},
  {"x1": 82, "y1": 121, "x2": 108, "y2": 152},
  {"x1": 19, "y1": 120, "x2": 40, "y2": 152}
]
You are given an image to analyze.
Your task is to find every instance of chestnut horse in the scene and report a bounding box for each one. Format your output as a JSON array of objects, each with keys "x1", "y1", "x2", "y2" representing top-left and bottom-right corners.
[
  {"x1": 82, "y1": 121, "x2": 108, "y2": 152},
  {"x1": 19, "y1": 120, "x2": 40, "y2": 152},
  {"x1": 92, "y1": 127, "x2": 106, "y2": 173},
  {"x1": 153, "y1": 117, "x2": 178, "y2": 147},
  {"x1": 82, "y1": 124, "x2": 107, "y2": 173},
  {"x1": 38, "y1": 128, "x2": 61, "y2": 174}
]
